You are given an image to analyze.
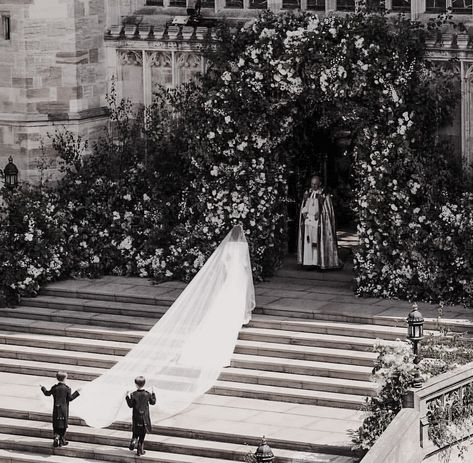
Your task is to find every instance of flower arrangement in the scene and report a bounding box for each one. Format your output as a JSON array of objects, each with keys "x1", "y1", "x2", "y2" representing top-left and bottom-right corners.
[
  {"x1": 353, "y1": 330, "x2": 473, "y2": 457},
  {"x1": 0, "y1": 10, "x2": 469, "y2": 305}
]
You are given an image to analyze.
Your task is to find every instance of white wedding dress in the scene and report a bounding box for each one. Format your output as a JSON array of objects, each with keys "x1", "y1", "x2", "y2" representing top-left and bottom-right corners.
[{"x1": 52, "y1": 225, "x2": 255, "y2": 428}]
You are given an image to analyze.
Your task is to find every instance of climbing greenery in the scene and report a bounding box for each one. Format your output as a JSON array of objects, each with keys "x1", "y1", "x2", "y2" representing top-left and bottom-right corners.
[
  {"x1": 0, "y1": 9, "x2": 469, "y2": 303},
  {"x1": 353, "y1": 330, "x2": 473, "y2": 457}
]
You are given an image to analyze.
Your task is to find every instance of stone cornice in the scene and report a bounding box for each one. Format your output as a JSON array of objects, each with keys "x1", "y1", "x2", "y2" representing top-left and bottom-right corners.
[{"x1": 0, "y1": 108, "x2": 109, "y2": 125}]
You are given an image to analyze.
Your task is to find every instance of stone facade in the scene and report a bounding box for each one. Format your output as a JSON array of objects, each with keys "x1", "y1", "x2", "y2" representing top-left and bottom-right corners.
[
  {"x1": 0, "y1": 0, "x2": 470, "y2": 182},
  {"x1": 0, "y1": 0, "x2": 111, "y2": 182}
]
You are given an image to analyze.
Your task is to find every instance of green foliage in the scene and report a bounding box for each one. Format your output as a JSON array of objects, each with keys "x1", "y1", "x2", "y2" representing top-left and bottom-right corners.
[
  {"x1": 427, "y1": 385, "x2": 473, "y2": 462},
  {"x1": 0, "y1": 10, "x2": 469, "y2": 301},
  {"x1": 0, "y1": 186, "x2": 66, "y2": 301},
  {"x1": 353, "y1": 330, "x2": 473, "y2": 456},
  {"x1": 352, "y1": 341, "x2": 417, "y2": 452}
]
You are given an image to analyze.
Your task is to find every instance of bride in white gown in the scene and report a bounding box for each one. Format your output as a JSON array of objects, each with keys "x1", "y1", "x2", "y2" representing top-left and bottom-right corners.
[
  {"x1": 57, "y1": 225, "x2": 255, "y2": 429},
  {"x1": 178, "y1": 239, "x2": 253, "y2": 367}
]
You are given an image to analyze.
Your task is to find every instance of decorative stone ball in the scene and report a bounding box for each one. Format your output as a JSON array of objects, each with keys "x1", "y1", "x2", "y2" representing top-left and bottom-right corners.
[{"x1": 254, "y1": 436, "x2": 274, "y2": 462}]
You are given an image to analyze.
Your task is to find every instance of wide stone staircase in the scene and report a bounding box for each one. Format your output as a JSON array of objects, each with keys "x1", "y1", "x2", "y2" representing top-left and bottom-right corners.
[{"x1": 0, "y1": 263, "x2": 437, "y2": 463}]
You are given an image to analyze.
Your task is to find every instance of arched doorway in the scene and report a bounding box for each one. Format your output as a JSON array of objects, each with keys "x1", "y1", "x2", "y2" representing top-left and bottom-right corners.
[{"x1": 284, "y1": 124, "x2": 355, "y2": 255}]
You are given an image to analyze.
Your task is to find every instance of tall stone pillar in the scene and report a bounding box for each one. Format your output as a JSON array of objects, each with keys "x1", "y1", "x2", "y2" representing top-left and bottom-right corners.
[{"x1": 462, "y1": 62, "x2": 473, "y2": 171}]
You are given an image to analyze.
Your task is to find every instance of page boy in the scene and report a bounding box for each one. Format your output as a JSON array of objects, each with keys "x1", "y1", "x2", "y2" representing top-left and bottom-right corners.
[
  {"x1": 40, "y1": 371, "x2": 80, "y2": 447},
  {"x1": 126, "y1": 375, "x2": 156, "y2": 456}
]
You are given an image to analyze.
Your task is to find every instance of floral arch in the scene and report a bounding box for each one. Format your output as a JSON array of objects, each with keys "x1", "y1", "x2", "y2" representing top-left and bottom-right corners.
[
  {"x1": 157, "y1": 9, "x2": 471, "y2": 305},
  {"x1": 2, "y1": 10, "x2": 472, "y2": 307}
]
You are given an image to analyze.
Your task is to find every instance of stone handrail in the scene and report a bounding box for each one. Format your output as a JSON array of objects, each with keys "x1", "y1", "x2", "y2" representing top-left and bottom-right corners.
[
  {"x1": 403, "y1": 361, "x2": 473, "y2": 457},
  {"x1": 361, "y1": 361, "x2": 473, "y2": 463},
  {"x1": 360, "y1": 409, "x2": 423, "y2": 463}
]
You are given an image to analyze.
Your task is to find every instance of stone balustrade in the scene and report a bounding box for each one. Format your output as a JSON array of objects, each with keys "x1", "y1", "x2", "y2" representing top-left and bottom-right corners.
[{"x1": 361, "y1": 361, "x2": 473, "y2": 462}]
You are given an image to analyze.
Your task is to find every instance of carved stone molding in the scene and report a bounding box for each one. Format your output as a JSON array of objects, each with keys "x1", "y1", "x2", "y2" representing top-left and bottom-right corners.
[
  {"x1": 176, "y1": 52, "x2": 202, "y2": 69},
  {"x1": 149, "y1": 51, "x2": 172, "y2": 68},
  {"x1": 118, "y1": 50, "x2": 143, "y2": 66}
]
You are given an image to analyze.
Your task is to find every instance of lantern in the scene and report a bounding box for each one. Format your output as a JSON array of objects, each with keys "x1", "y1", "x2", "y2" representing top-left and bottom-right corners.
[
  {"x1": 3, "y1": 156, "x2": 18, "y2": 188},
  {"x1": 407, "y1": 303, "x2": 424, "y2": 388},
  {"x1": 407, "y1": 303, "x2": 424, "y2": 341}
]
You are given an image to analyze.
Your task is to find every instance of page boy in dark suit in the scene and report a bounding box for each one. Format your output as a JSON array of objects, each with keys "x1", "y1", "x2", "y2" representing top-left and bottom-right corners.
[
  {"x1": 40, "y1": 371, "x2": 80, "y2": 447},
  {"x1": 126, "y1": 375, "x2": 156, "y2": 456}
]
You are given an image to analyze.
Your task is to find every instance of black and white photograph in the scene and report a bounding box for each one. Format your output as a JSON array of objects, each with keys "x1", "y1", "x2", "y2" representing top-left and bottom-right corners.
[{"x1": 0, "y1": 1, "x2": 473, "y2": 462}]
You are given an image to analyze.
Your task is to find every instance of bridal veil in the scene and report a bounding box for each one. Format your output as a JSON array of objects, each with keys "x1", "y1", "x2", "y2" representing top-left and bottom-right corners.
[{"x1": 68, "y1": 225, "x2": 255, "y2": 428}]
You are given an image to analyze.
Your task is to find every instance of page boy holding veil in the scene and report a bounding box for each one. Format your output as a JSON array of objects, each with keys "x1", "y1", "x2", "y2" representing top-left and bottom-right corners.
[
  {"x1": 40, "y1": 371, "x2": 80, "y2": 448},
  {"x1": 126, "y1": 375, "x2": 156, "y2": 456}
]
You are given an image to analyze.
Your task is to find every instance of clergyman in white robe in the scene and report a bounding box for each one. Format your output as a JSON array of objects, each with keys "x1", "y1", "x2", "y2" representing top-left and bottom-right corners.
[{"x1": 297, "y1": 177, "x2": 341, "y2": 269}]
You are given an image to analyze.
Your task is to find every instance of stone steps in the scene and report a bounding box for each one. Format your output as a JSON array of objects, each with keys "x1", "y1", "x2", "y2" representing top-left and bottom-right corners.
[
  {"x1": 1, "y1": 278, "x2": 398, "y2": 462},
  {"x1": 40, "y1": 286, "x2": 175, "y2": 307},
  {"x1": 0, "y1": 326, "x2": 386, "y2": 357},
  {"x1": 0, "y1": 330, "x2": 376, "y2": 366},
  {"x1": 0, "y1": 318, "x2": 143, "y2": 343},
  {"x1": 0, "y1": 404, "x2": 355, "y2": 456},
  {"x1": 0, "y1": 306, "x2": 154, "y2": 331},
  {"x1": 0, "y1": 416, "x2": 356, "y2": 463},
  {"x1": 239, "y1": 327, "x2": 399, "y2": 351},
  {"x1": 0, "y1": 348, "x2": 373, "y2": 384},
  {"x1": 22, "y1": 296, "x2": 168, "y2": 318},
  {"x1": 0, "y1": 358, "x2": 105, "y2": 381},
  {"x1": 230, "y1": 354, "x2": 372, "y2": 381},
  {"x1": 0, "y1": 357, "x2": 371, "y2": 407},
  {"x1": 0, "y1": 300, "x2": 415, "y2": 342},
  {"x1": 40, "y1": 281, "x2": 473, "y2": 334},
  {"x1": 210, "y1": 381, "x2": 365, "y2": 409},
  {"x1": 0, "y1": 433, "x2": 235, "y2": 463},
  {"x1": 235, "y1": 340, "x2": 377, "y2": 367},
  {"x1": 0, "y1": 331, "x2": 133, "y2": 356},
  {"x1": 219, "y1": 367, "x2": 376, "y2": 396},
  {"x1": 0, "y1": 448, "x2": 108, "y2": 463},
  {"x1": 249, "y1": 316, "x2": 414, "y2": 341}
]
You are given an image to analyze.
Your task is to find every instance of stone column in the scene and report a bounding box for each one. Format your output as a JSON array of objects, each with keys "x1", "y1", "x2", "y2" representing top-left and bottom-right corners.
[
  {"x1": 411, "y1": 0, "x2": 425, "y2": 18},
  {"x1": 268, "y1": 0, "x2": 282, "y2": 11},
  {"x1": 326, "y1": 0, "x2": 336, "y2": 12},
  {"x1": 462, "y1": 62, "x2": 473, "y2": 170}
]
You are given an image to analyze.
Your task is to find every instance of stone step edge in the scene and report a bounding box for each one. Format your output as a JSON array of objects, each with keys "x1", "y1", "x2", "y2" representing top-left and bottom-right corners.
[
  {"x1": 0, "y1": 319, "x2": 144, "y2": 343},
  {"x1": 0, "y1": 434, "x2": 235, "y2": 463},
  {"x1": 0, "y1": 328, "x2": 386, "y2": 355},
  {"x1": 0, "y1": 418, "x2": 272, "y2": 462},
  {"x1": 221, "y1": 367, "x2": 376, "y2": 392},
  {"x1": 212, "y1": 380, "x2": 365, "y2": 403},
  {"x1": 0, "y1": 358, "x2": 372, "y2": 400},
  {"x1": 0, "y1": 448, "x2": 108, "y2": 463},
  {"x1": 13, "y1": 292, "x2": 447, "y2": 336},
  {"x1": 40, "y1": 287, "x2": 174, "y2": 307},
  {"x1": 0, "y1": 336, "x2": 378, "y2": 365},
  {"x1": 0, "y1": 328, "x2": 384, "y2": 358},
  {"x1": 22, "y1": 296, "x2": 169, "y2": 314},
  {"x1": 0, "y1": 408, "x2": 353, "y2": 456},
  {"x1": 40, "y1": 283, "x2": 469, "y2": 332},
  {"x1": 0, "y1": 416, "x2": 354, "y2": 462}
]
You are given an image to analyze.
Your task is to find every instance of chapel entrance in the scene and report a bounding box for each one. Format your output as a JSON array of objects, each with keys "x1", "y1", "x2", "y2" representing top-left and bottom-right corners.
[{"x1": 285, "y1": 126, "x2": 355, "y2": 255}]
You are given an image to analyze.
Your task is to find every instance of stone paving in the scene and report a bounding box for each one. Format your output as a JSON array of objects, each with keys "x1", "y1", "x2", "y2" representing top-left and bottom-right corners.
[
  {"x1": 23, "y1": 253, "x2": 472, "y2": 456},
  {"x1": 45, "y1": 256, "x2": 473, "y2": 332},
  {"x1": 3, "y1": 241, "x2": 473, "y2": 462}
]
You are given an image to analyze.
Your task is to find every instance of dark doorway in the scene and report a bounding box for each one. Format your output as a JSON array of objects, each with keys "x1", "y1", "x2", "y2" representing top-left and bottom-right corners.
[{"x1": 284, "y1": 125, "x2": 355, "y2": 254}]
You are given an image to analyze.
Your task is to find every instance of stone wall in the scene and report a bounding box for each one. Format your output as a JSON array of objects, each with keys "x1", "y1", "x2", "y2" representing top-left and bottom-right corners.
[{"x1": 0, "y1": 0, "x2": 109, "y2": 183}]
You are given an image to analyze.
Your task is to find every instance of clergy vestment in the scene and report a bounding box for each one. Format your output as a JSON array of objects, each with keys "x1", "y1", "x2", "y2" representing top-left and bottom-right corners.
[{"x1": 297, "y1": 188, "x2": 341, "y2": 269}]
